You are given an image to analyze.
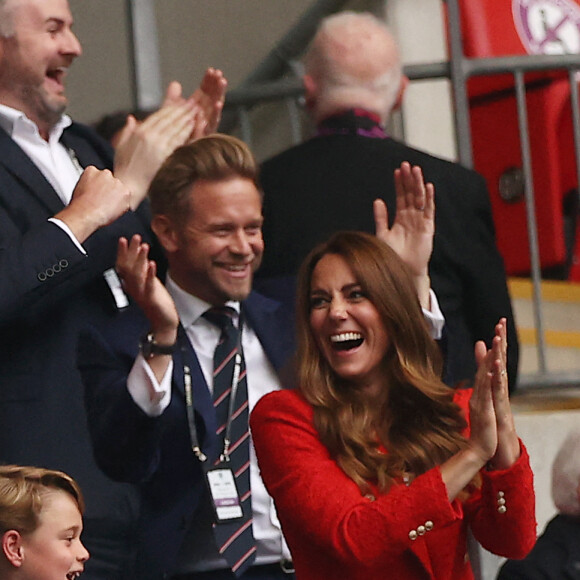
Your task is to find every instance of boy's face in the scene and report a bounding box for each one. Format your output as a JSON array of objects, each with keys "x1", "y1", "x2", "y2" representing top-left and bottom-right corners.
[{"x1": 20, "y1": 489, "x2": 88, "y2": 580}]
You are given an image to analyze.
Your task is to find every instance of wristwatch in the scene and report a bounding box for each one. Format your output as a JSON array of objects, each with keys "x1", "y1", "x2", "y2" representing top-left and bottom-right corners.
[{"x1": 139, "y1": 332, "x2": 177, "y2": 359}]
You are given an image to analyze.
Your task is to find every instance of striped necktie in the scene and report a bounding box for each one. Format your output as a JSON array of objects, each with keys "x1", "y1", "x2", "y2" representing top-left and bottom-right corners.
[{"x1": 203, "y1": 307, "x2": 256, "y2": 576}]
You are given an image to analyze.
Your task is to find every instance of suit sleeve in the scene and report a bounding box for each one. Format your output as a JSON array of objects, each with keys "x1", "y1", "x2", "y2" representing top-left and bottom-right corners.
[
  {"x1": 78, "y1": 319, "x2": 167, "y2": 484},
  {"x1": 432, "y1": 168, "x2": 519, "y2": 389},
  {"x1": 464, "y1": 444, "x2": 536, "y2": 558},
  {"x1": 0, "y1": 205, "x2": 152, "y2": 326}
]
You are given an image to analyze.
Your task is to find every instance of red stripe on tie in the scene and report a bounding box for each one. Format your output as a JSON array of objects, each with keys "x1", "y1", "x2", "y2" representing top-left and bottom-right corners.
[
  {"x1": 230, "y1": 400, "x2": 249, "y2": 422},
  {"x1": 232, "y1": 546, "x2": 258, "y2": 573},
  {"x1": 229, "y1": 431, "x2": 250, "y2": 454},
  {"x1": 213, "y1": 348, "x2": 237, "y2": 376},
  {"x1": 219, "y1": 518, "x2": 253, "y2": 553},
  {"x1": 214, "y1": 387, "x2": 232, "y2": 408},
  {"x1": 235, "y1": 460, "x2": 251, "y2": 478}
]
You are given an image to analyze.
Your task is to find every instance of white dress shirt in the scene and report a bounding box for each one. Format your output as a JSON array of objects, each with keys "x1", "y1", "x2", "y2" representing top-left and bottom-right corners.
[
  {"x1": 0, "y1": 104, "x2": 86, "y2": 250},
  {"x1": 0, "y1": 104, "x2": 81, "y2": 205}
]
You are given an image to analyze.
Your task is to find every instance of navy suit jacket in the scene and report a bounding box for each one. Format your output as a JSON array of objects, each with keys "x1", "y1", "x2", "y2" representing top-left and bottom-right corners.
[
  {"x1": 0, "y1": 123, "x2": 153, "y2": 526},
  {"x1": 78, "y1": 291, "x2": 296, "y2": 580},
  {"x1": 497, "y1": 514, "x2": 580, "y2": 579}
]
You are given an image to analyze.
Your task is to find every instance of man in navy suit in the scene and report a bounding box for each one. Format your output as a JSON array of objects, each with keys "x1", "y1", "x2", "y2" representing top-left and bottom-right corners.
[
  {"x1": 78, "y1": 135, "x2": 297, "y2": 580},
  {"x1": 0, "y1": 1, "x2": 226, "y2": 577}
]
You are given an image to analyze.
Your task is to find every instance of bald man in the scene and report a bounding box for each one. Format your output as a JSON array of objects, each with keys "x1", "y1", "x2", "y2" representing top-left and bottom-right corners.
[{"x1": 257, "y1": 11, "x2": 519, "y2": 391}]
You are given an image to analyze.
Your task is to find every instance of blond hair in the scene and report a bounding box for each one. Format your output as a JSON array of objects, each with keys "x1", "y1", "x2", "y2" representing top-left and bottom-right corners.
[
  {"x1": 148, "y1": 134, "x2": 260, "y2": 225},
  {"x1": 0, "y1": 465, "x2": 84, "y2": 535}
]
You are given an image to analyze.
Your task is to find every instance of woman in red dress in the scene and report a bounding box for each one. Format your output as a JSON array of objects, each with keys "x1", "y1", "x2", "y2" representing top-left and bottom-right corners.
[{"x1": 251, "y1": 164, "x2": 536, "y2": 579}]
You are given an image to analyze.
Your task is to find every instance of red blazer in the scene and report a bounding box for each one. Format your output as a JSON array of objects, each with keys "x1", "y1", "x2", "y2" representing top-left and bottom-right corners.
[{"x1": 250, "y1": 388, "x2": 536, "y2": 580}]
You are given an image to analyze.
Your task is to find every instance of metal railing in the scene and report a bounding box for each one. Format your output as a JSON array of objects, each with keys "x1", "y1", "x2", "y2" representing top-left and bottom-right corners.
[{"x1": 445, "y1": 0, "x2": 580, "y2": 389}]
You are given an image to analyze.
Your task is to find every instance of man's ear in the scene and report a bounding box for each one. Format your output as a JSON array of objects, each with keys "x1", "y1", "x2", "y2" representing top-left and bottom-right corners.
[
  {"x1": 151, "y1": 215, "x2": 180, "y2": 254},
  {"x1": 303, "y1": 74, "x2": 317, "y2": 110},
  {"x1": 2, "y1": 530, "x2": 24, "y2": 568},
  {"x1": 392, "y1": 75, "x2": 409, "y2": 111}
]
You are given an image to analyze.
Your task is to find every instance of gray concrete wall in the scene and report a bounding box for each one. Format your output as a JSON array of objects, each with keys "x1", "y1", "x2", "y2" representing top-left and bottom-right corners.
[{"x1": 66, "y1": 1, "x2": 321, "y2": 124}]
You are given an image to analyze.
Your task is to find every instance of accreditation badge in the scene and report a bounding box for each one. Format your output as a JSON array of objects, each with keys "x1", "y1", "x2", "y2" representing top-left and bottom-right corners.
[{"x1": 205, "y1": 467, "x2": 243, "y2": 522}]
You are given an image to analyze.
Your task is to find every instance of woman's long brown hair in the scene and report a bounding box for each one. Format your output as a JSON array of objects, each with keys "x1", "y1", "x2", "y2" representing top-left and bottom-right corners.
[{"x1": 296, "y1": 232, "x2": 468, "y2": 494}]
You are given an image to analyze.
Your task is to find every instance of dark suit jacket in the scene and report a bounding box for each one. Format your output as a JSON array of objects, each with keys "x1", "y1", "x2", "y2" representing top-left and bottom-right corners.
[
  {"x1": 0, "y1": 123, "x2": 153, "y2": 529},
  {"x1": 497, "y1": 514, "x2": 580, "y2": 579},
  {"x1": 78, "y1": 291, "x2": 296, "y2": 580},
  {"x1": 257, "y1": 119, "x2": 519, "y2": 389}
]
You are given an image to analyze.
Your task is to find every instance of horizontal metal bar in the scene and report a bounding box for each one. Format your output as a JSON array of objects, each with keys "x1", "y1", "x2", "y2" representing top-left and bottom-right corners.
[
  {"x1": 224, "y1": 61, "x2": 452, "y2": 109},
  {"x1": 463, "y1": 53, "x2": 580, "y2": 77},
  {"x1": 517, "y1": 372, "x2": 580, "y2": 390}
]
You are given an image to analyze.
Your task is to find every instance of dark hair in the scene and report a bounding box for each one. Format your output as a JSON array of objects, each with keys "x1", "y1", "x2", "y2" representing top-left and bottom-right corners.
[{"x1": 93, "y1": 109, "x2": 152, "y2": 144}]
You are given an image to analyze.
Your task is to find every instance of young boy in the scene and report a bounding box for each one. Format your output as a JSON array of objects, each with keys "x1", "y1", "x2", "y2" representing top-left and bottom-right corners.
[{"x1": 0, "y1": 465, "x2": 89, "y2": 580}]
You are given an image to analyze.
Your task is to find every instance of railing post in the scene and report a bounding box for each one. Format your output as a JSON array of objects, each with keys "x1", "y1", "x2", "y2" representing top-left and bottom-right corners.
[
  {"x1": 444, "y1": 0, "x2": 473, "y2": 168},
  {"x1": 514, "y1": 71, "x2": 548, "y2": 375},
  {"x1": 127, "y1": 0, "x2": 163, "y2": 110}
]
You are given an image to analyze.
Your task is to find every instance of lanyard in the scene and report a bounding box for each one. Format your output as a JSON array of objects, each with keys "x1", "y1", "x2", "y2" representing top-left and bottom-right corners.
[{"x1": 183, "y1": 317, "x2": 244, "y2": 465}]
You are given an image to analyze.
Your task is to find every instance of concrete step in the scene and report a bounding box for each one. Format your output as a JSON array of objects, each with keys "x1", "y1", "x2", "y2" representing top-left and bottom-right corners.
[{"x1": 508, "y1": 278, "x2": 580, "y2": 376}]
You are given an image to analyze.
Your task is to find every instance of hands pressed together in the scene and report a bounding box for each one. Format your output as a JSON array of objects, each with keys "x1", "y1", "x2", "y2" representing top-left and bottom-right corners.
[{"x1": 469, "y1": 318, "x2": 520, "y2": 471}]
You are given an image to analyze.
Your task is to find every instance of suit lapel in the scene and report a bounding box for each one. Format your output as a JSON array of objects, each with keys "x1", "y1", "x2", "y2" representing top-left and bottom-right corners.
[
  {"x1": 0, "y1": 126, "x2": 64, "y2": 215},
  {"x1": 60, "y1": 124, "x2": 113, "y2": 169},
  {"x1": 242, "y1": 292, "x2": 295, "y2": 375}
]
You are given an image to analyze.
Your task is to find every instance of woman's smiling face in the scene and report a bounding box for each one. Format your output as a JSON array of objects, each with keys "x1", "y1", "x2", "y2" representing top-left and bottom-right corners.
[{"x1": 308, "y1": 253, "x2": 390, "y2": 396}]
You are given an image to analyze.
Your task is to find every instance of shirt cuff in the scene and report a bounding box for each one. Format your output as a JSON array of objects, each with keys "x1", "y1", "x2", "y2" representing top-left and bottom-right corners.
[
  {"x1": 127, "y1": 354, "x2": 173, "y2": 416},
  {"x1": 48, "y1": 217, "x2": 87, "y2": 255},
  {"x1": 422, "y1": 289, "x2": 445, "y2": 340}
]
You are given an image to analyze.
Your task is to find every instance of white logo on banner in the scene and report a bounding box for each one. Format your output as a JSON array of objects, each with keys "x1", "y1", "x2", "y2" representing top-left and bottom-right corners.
[{"x1": 513, "y1": 0, "x2": 580, "y2": 54}]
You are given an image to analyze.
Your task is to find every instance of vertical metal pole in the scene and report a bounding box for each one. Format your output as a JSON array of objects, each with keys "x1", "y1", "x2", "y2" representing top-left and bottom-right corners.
[
  {"x1": 568, "y1": 70, "x2": 580, "y2": 258},
  {"x1": 285, "y1": 97, "x2": 303, "y2": 145},
  {"x1": 514, "y1": 71, "x2": 547, "y2": 374},
  {"x1": 445, "y1": 0, "x2": 473, "y2": 168},
  {"x1": 127, "y1": 0, "x2": 163, "y2": 110},
  {"x1": 238, "y1": 107, "x2": 253, "y2": 148}
]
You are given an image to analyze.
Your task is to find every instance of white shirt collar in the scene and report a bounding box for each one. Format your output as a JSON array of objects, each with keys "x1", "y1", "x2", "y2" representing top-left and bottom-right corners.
[
  {"x1": 165, "y1": 273, "x2": 240, "y2": 329},
  {"x1": 0, "y1": 104, "x2": 72, "y2": 143}
]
